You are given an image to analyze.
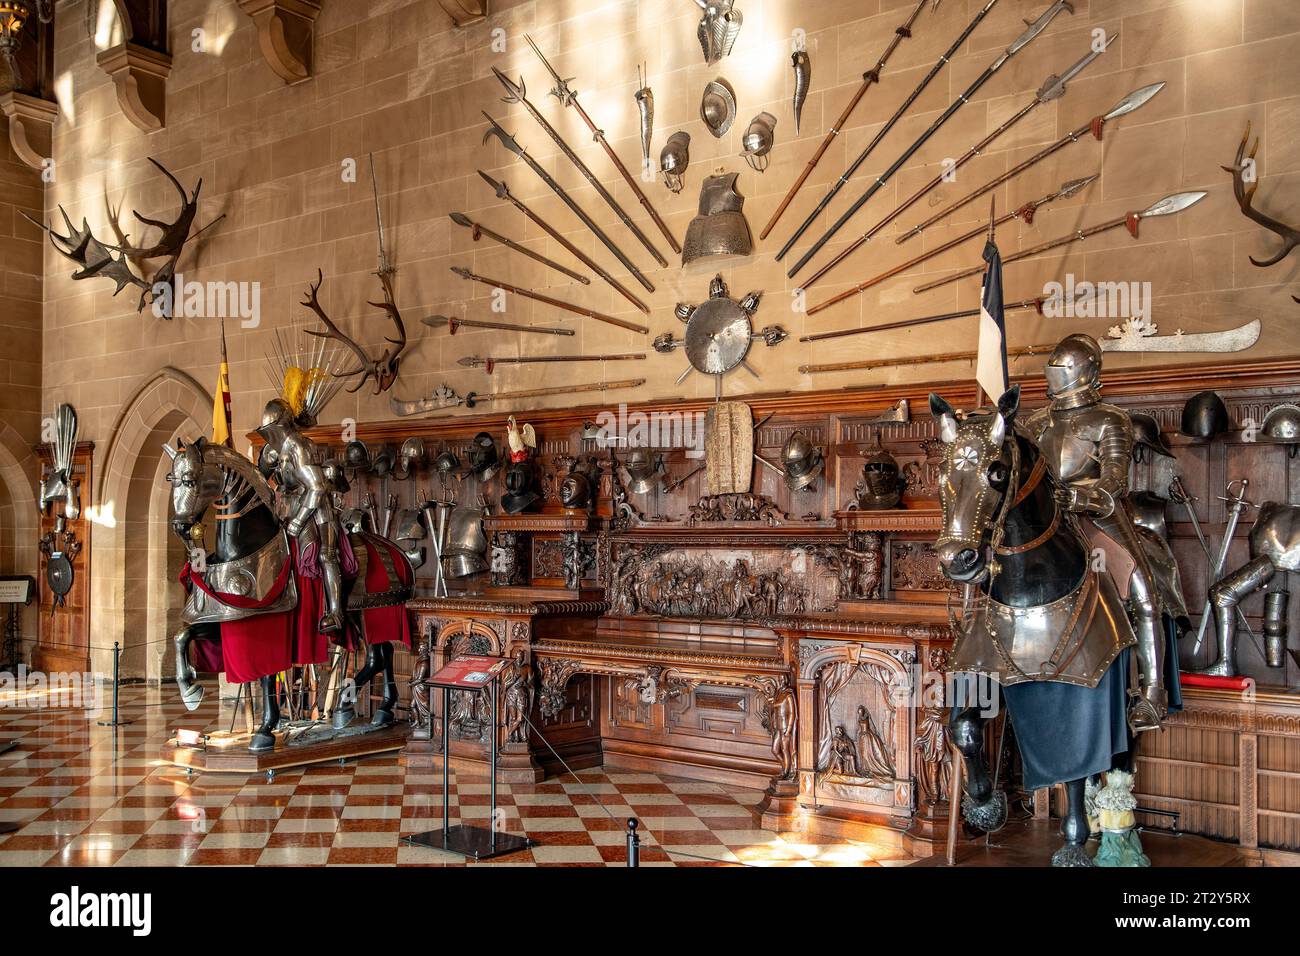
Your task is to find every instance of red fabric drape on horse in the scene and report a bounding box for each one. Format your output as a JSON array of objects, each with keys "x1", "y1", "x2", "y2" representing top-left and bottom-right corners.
[
  {"x1": 358, "y1": 534, "x2": 413, "y2": 648},
  {"x1": 180, "y1": 556, "x2": 296, "y2": 685}
]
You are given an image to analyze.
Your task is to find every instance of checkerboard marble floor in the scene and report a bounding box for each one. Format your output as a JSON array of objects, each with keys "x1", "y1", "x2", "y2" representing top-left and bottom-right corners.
[{"x1": 0, "y1": 685, "x2": 913, "y2": 867}]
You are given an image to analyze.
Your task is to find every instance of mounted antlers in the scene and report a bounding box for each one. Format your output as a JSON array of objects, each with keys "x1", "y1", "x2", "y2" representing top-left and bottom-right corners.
[
  {"x1": 25, "y1": 158, "x2": 224, "y2": 316},
  {"x1": 302, "y1": 269, "x2": 408, "y2": 394},
  {"x1": 1224, "y1": 123, "x2": 1300, "y2": 303}
]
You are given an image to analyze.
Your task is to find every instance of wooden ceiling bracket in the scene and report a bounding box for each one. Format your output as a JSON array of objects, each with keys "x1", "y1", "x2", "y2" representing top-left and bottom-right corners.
[
  {"x1": 96, "y1": 40, "x2": 172, "y2": 132},
  {"x1": 0, "y1": 90, "x2": 58, "y2": 170},
  {"x1": 436, "y1": 0, "x2": 488, "y2": 28},
  {"x1": 237, "y1": 0, "x2": 322, "y2": 85}
]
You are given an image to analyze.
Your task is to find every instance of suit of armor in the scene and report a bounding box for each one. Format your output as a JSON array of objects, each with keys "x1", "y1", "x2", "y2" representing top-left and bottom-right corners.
[
  {"x1": 1024, "y1": 334, "x2": 1167, "y2": 731},
  {"x1": 257, "y1": 399, "x2": 344, "y2": 634}
]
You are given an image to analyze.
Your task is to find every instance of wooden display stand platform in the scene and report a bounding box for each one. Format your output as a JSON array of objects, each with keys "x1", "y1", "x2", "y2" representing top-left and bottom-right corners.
[{"x1": 160, "y1": 723, "x2": 408, "y2": 775}]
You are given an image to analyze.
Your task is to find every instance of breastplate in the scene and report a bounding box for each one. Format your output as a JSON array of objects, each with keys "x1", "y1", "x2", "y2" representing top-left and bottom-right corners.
[{"x1": 1037, "y1": 409, "x2": 1105, "y2": 484}]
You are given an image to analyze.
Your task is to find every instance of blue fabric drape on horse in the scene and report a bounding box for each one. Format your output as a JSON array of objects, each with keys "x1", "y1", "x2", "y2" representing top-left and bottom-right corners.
[{"x1": 1003, "y1": 649, "x2": 1131, "y2": 791}]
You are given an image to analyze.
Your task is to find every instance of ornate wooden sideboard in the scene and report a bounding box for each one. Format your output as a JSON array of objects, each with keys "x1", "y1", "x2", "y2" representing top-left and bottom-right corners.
[{"x1": 290, "y1": 358, "x2": 1300, "y2": 856}]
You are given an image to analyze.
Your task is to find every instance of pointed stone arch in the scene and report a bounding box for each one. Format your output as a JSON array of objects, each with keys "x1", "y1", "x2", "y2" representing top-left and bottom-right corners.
[
  {"x1": 0, "y1": 420, "x2": 40, "y2": 662},
  {"x1": 92, "y1": 367, "x2": 211, "y2": 680}
]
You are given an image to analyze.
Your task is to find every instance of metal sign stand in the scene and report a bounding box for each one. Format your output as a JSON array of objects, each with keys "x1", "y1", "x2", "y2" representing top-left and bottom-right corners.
[{"x1": 403, "y1": 662, "x2": 532, "y2": 860}]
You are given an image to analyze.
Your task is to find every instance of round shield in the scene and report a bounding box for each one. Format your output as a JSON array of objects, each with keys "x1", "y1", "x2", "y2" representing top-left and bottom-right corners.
[
  {"x1": 47, "y1": 553, "x2": 74, "y2": 598},
  {"x1": 684, "y1": 297, "x2": 752, "y2": 376}
]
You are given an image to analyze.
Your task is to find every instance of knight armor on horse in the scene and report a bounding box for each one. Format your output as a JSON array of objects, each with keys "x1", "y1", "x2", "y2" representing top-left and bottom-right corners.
[{"x1": 1022, "y1": 333, "x2": 1169, "y2": 731}]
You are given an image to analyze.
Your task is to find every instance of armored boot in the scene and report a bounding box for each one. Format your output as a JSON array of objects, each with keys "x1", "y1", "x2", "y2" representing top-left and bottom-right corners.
[
  {"x1": 173, "y1": 628, "x2": 205, "y2": 711},
  {"x1": 370, "y1": 643, "x2": 398, "y2": 728},
  {"x1": 1128, "y1": 611, "x2": 1167, "y2": 732}
]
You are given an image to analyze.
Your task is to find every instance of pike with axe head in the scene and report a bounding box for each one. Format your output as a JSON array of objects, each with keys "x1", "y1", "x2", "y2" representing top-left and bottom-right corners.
[
  {"x1": 389, "y1": 379, "x2": 647, "y2": 417},
  {"x1": 448, "y1": 213, "x2": 589, "y2": 285}
]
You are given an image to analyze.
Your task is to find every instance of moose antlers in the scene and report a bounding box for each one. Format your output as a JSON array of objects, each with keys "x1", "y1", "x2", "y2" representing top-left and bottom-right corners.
[
  {"x1": 1224, "y1": 123, "x2": 1300, "y2": 298},
  {"x1": 25, "y1": 158, "x2": 224, "y2": 316},
  {"x1": 303, "y1": 269, "x2": 408, "y2": 394}
]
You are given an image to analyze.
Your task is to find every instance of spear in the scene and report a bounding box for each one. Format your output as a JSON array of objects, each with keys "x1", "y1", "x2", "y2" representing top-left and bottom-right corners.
[
  {"x1": 389, "y1": 379, "x2": 647, "y2": 417},
  {"x1": 481, "y1": 112, "x2": 656, "y2": 294},
  {"x1": 799, "y1": 288, "x2": 1097, "y2": 344},
  {"x1": 911, "y1": 192, "x2": 1209, "y2": 294},
  {"x1": 449, "y1": 212, "x2": 590, "y2": 285},
  {"x1": 477, "y1": 170, "x2": 648, "y2": 314},
  {"x1": 805, "y1": 176, "x2": 1098, "y2": 316},
  {"x1": 786, "y1": 0, "x2": 1075, "y2": 279},
  {"x1": 759, "y1": 0, "x2": 939, "y2": 241},
  {"x1": 896, "y1": 82, "x2": 1167, "y2": 246},
  {"x1": 775, "y1": 0, "x2": 1001, "y2": 262},
  {"x1": 451, "y1": 266, "x2": 649, "y2": 335},
  {"x1": 491, "y1": 69, "x2": 669, "y2": 269},
  {"x1": 799, "y1": 34, "x2": 1113, "y2": 292},
  {"x1": 458, "y1": 353, "x2": 646, "y2": 374},
  {"x1": 523, "y1": 34, "x2": 681, "y2": 256},
  {"x1": 422, "y1": 315, "x2": 576, "y2": 337}
]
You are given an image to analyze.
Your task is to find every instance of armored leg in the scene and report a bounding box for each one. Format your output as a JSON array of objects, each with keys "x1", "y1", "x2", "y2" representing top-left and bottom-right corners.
[
  {"x1": 316, "y1": 517, "x2": 344, "y2": 634},
  {"x1": 950, "y1": 704, "x2": 1007, "y2": 833},
  {"x1": 1200, "y1": 555, "x2": 1275, "y2": 677},
  {"x1": 173, "y1": 625, "x2": 204, "y2": 711},
  {"x1": 332, "y1": 640, "x2": 381, "y2": 730},
  {"x1": 1098, "y1": 509, "x2": 1166, "y2": 731},
  {"x1": 1051, "y1": 777, "x2": 1094, "y2": 867},
  {"x1": 1264, "y1": 590, "x2": 1289, "y2": 669},
  {"x1": 250, "y1": 674, "x2": 279, "y2": 752},
  {"x1": 371, "y1": 642, "x2": 398, "y2": 727}
]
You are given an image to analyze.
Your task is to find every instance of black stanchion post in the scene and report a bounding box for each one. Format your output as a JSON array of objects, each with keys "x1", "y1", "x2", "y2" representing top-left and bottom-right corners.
[
  {"x1": 626, "y1": 818, "x2": 640, "y2": 867},
  {"x1": 97, "y1": 641, "x2": 133, "y2": 727}
]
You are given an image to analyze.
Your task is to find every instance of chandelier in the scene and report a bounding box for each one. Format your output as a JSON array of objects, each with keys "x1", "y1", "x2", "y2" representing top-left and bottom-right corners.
[{"x1": 0, "y1": 2, "x2": 30, "y2": 67}]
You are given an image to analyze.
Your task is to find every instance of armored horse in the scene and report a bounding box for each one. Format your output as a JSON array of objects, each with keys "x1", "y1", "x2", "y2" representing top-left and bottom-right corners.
[
  {"x1": 166, "y1": 438, "x2": 414, "y2": 752},
  {"x1": 930, "y1": 388, "x2": 1155, "y2": 865}
]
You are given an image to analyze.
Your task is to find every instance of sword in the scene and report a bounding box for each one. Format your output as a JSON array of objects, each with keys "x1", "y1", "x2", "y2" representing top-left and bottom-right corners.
[
  {"x1": 760, "y1": 0, "x2": 938, "y2": 240},
  {"x1": 451, "y1": 266, "x2": 649, "y2": 335},
  {"x1": 424, "y1": 315, "x2": 575, "y2": 337},
  {"x1": 524, "y1": 35, "x2": 680, "y2": 256},
  {"x1": 481, "y1": 112, "x2": 656, "y2": 294},
  {"x1": 776, "y1": 0, "x2": 1000, "y2": 261},
  {"x1": 1169, "y1": 476, "x2": 1258, "y2": 646},
  {"x1": 1192, "y1": 479, "x2": 1253, "y2": 655},
  {"x1": 458, "y1": 353, "x2": 646, "y2": 374},
  {"x1": 798, "y1": 34, "x2": 1113, "y2": 293},
  {"x1": 491, "y1": 71, "x2": 669, "y2": 269},
  {"x1": 786, "y1": 0, "x2": 1075, "y2": 277},
  {"x1": 806, "y1": 175, "x2": 1099, "y2": 316},
  {"x1": 369, "y1": 153, "x2": 392, "y2": 277},
  {"x1": 897, "y1": 82, "x2": 1167, "y2": 245},
  {"x1": 477, "y1": 170, "x2": 648, "y2": 314},
  {"x1": 388, "y1": 379, "x2": 647, "y2": 417},
  {"x1": 448, "y1": 213, "x2": 589, "y2": 285},
  {"x1": 913, "y1": 191, "x2": 1209, "y2": 294}
]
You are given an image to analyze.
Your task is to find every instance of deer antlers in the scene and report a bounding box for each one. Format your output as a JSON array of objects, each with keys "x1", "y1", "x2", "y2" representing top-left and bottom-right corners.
[
  {"x1": 1224, "y1": 123, "x2": 1300, "y2": 284},
  {"x1": 303, "y1": 269, "x2": 408, "y2": 394}
]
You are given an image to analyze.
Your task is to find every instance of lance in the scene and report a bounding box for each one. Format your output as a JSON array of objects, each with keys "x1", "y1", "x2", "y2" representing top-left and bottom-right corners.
[
  {"x1": 775, "y1": 0, "x2": 999, "y2": 261},
  {"x1": 458, "y1": 353, "x2": 646, "y2": 374},
  {"x1": 451, "y1": 266, "x2": 649, "y2": 334},
  {"x1": 491, "y1": 70, "x2": 668, "y2": 270},
  {"x1": 523, "y1": 34, "x2": 680, "y2": 256},
  {"x1": 449, "y1": 212, "x2": 589, "y2": 285},
  {"x1": 799, "y1": 286, "x2": 1097, "y2": 343},
  {"x1": 389, "y1": 379, "x2": 646, "y2": 417},
  {"x1": 897, "y1": 82, "x2": 1167, "y2": 246},
  {"x1": 759, "y1": 0, "x2": 938, "y2": 241},
  {"x1": 422, "y1": 315, "x2": 575, "y2": 337},
  {"x1": 799, "y1": 35, "x2": 1113, "y2": 292},
  {"x1": 787, "y1": 0, "x2": 1075, "y2": 279},
  {"x1": 477, "y1": 170, "x2": 648, "y2": 314},
  {"x1": 912, "y1": 191, "x2": 1208, "y2": 294},
  {"x1": 806, "y1": 175, "x2": 1098, "y2": 317},
  {"x1": 481, "y1": 112, "x2": 656, "y2": 295}
]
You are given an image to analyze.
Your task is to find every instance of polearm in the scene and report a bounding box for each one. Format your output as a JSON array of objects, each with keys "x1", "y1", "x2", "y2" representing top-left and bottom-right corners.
[
  {"x1": 800, "y1": 345, "x2": 1054, "y2": 375},
  {"x1": 775, "y1": 0, "x2": 1001, "y2": 262},
  {"x1": 390, "y1": 378, "x2": 647, "y2": 417},
  {"x1": 449, "y1": 212, "x2": 590, "y2": 285},
  {"x1": 423, "y1": 315, "x2": 576, "y2": 337},
  {"x1": 491, "y1": 69, "x2": 669, "y2": 270},
  {"x1": 369, "y1": 153, "x2": 393, "y2": 277},
  {"x1": 799, "y1": 34, "x2": 1113, "y2": 292},
  {"x1": 805, "y1": 175, "x2": 1097, "y2": 316},
  {"x1": 523, "y1": 34, "x2": 681, "y2": 256},
  {"x1": 912, "y1": 191, "x2": 1209, "y2": 294},
  {"x1": 799, "y1": 288, "x2": 1096, "y2": 343},
  {"x1": 477, "y1": 170, "x2": 648, "y2": 314},
  {"x1": 458, "y1": 353, "x2": 646, "y2": 374},
  {"x1": 896, "y1": 83, "x2": 1166, "y2": 246},
  {"x1": 759, "y1": 0, "x2": 938, "y2": 241},
  {"x1": 481, "y1": 112, "x2": 657, "y2": 295},
  {"x1": 451, "y1": 266, "x2": 650, "y2": 335},
  {"x1": 787, "y1": 0, "x2": 1075, "y2": 279}
]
